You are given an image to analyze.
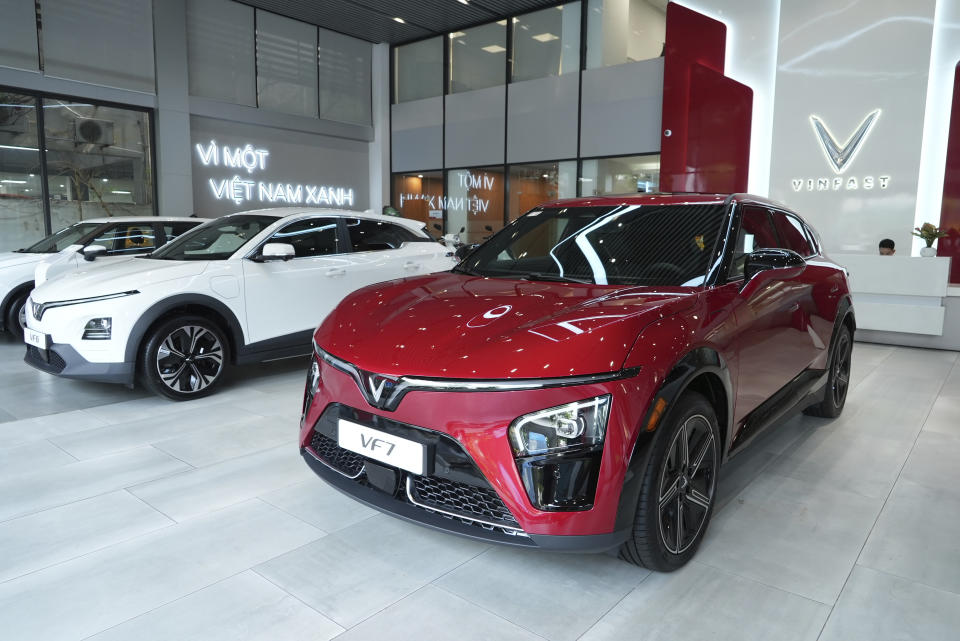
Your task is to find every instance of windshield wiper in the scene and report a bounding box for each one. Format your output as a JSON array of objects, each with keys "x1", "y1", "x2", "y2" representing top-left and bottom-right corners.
[{"x1": 517, "y1": 272, "x2": 593, "y2": 284}]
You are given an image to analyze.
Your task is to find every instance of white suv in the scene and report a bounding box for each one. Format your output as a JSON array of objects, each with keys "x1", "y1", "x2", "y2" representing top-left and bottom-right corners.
[
  {"x1": 23, "y1": 208, "x2": 455, "y2": 400},
  {"x1": 0, "y1": 217, "x2": 201, "y2": 338}
]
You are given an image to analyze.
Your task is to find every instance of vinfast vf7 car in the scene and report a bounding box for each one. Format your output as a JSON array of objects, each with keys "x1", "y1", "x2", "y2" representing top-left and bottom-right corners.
[
  {"x1": 300, "y1": 194, "x2": 855, "y2": 570},
  {"x1": 23, "y1": 208, "x2": 456, "y2": 400},
  {"x1": 0, "y1": 217, "x2": 201, "y2": 338}
]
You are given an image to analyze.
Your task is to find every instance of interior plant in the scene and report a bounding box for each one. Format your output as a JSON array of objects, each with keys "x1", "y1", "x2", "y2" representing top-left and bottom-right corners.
[{"x1": 913, "y1": 222, "x2": 947, "y2": 256}]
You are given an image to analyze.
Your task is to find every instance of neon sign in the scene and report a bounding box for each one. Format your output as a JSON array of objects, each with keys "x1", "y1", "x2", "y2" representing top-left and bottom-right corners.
[
  {"x1": 194, "y1": 140, "x2": 354, "y2": 207},
  {"x1": 790, "y1": 111, "x2": 891, "y2": 193}
]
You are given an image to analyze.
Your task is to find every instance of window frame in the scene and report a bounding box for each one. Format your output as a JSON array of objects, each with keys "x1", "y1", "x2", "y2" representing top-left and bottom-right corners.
[{"x1": 262, "y1": 215, "x2": 345, "y2": 260}]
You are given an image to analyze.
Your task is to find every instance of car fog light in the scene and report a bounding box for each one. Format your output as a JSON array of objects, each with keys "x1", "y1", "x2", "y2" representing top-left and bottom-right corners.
[
  {"x1": 82, "y1": 317, "x2": 112, "y2": 340},
  {"x1": 510, "y1": 395, "x2": 611, "y2": 456}
]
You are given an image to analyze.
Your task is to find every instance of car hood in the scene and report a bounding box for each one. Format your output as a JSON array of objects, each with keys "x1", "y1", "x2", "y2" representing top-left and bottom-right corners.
[
  {"x1": 0, "y1": 251, "x2": 45, "y2": 271},
  {"x1": 31, "y1": 257, "x2": 209, "y2": 303},
  {"x1": 315, "y1": 272, "x2": 699, "y2": 379}
]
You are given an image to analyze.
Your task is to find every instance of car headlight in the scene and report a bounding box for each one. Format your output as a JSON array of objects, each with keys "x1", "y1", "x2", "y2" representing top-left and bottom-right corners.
[
  {"x1": 301, "y1": 358, "x2": 321, "y2": 422},
  {"x1": 510, "y1": 395, "x2": 611, "y2": 457},
  {"x1": 82, "y1": 317, "x2": 112, "y2": 340}
]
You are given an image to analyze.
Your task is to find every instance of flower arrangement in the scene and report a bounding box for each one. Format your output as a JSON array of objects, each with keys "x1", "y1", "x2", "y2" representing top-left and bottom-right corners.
[{"x1": 912, "y1": 222, "x2": 948, "y2": 247}]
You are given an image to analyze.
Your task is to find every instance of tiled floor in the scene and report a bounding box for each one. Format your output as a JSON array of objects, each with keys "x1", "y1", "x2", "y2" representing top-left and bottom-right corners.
[{"x1": 0, "y1": 334, "x2": 957, "y2": 641}]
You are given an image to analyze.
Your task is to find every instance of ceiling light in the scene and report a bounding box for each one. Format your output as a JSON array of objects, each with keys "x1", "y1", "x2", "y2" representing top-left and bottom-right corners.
[
  {"x1": 102, "y1": 178, "x2": 109, "y2": 182},
  {"x1": 542, "y1": 174, "x2": 549, "y2": 178},
  {"x1": 482, "y1": 44, "x2": 506, "y2": 53},
  {"x1": 393, "y1": 17, "x2": 406, "y2": 24},
  {"x1": 449, "y1": 31, "x2": 466, "y2": 38},
  {"x1": 1, "y1": 179, "x2": 27, "y2": 184},
  {"x1": 496, "y1": 19, "x2": 507, "y2": 26},
  {"x1": 513, "y1": 17, "x2": 519, "y2": 23},
  {"x1": 417, "y1": 174, "x2": 423, "y2": 178},
  {"x1": 532, "y1": 33, "x2": 559, "y2": 42},
  {"x1": 111, "y1": 190, "x2": 131, "y2": 194},
  {"x1": 457, "y1": 0, "x2": 469, "y2": 4}
]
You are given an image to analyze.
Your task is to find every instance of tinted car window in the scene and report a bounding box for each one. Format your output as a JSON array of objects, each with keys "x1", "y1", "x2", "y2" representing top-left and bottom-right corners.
[
  {"x1": 151, "y1": 215, "x2": 277, "y2": 261},
  {"x1": 346, "y1": 219, "x2": 420, "y2": 252},
  {"x1": 729, "y1": 206, "x2": 778, "y2": 280},
  {"x1": 21, "y1": 222, "x2": 102, "y2": 253},
  {"x1": 772, "y1": 211, "x2": 814, "y2": 257},
  {"x1": 459, "y1": 204, "x2": 725, "y2": 286},
  {"x1": 90, "y1": 223, "x2": 157, "y2": 255},
  {"x1": 269, "y1": 217, "x2": 340, "y2": 258},
  {"x1": 163, "y1": 222, "x2": 200, "y2": 244}
]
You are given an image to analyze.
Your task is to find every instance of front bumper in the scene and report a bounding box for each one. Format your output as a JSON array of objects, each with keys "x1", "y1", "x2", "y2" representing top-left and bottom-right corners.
[
  {"x1": 300, "y1": 354, "x2": 657, "y2": 551},
  {"x1": 24, "y1": 342, "x2": 134, "y2": 385}
]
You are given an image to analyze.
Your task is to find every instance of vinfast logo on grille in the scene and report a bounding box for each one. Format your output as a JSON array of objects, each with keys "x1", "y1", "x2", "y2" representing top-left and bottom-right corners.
[
  {"x1": 362, "y1": 372, "x2": 399, "y2": 408},
  {"x1": 791, "y1": 109, "x2": 890, "y2": 192}
]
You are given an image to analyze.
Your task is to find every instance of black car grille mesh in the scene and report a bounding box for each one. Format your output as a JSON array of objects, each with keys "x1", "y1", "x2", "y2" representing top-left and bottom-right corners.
[
  {"x1": 310, "y1": 432, "x2": 364, "y2": 478},
  {"x1": 25, "y1": 346, "x2": 66, "y2": 374},
  {"x1": 410, "y1": 475, "x2": 520, "y2": 528}
]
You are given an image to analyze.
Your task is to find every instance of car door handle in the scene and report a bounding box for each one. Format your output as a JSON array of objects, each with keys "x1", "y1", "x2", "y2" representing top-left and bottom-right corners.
[
  {"x1": 403, "y1": 261, "x2": 420, "y2": 271},
  {"x1": 325, "y1": 268, "x2": 346, "y2": 277}
]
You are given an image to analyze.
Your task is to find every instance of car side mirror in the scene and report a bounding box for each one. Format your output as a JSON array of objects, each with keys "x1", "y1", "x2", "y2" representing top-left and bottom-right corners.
[
  {"x1": 455, "y1": 243, "x2": 480, "y2": 261},
  {"x1": 743, "y1": 248, "x2": 805, "y2": 283},
  {"x1": 82, "y1": 245, "x2": 107, "y2": 262},
  {"x1": 260, "y1": 243, "x2": 295, "y2": 261}
]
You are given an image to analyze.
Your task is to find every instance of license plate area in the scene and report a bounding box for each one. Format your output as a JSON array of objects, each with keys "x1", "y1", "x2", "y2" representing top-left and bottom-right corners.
[
  {"x1": 24, "y1": 328, "x2": 50, "y2": 351},
  {"x1": 338, "y1": 418, "x2": 426, "y2": 475}
]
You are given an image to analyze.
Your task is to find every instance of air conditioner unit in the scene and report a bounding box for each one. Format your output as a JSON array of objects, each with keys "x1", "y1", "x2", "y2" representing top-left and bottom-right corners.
[{"x1": 74, "y1": 118, "x2": 115, "y2": 146}]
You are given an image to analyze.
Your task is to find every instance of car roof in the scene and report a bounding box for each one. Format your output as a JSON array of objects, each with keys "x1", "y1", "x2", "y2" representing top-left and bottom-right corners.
[
  {"x1": 214, "y1": 207, "x2": 427, "y2": 231},
  {"x1": 80, "y1": 216, "x2": 202, "y2": 224},
  {"x1": 536, "y1": 192, "x2": 792, "y2": 211}
]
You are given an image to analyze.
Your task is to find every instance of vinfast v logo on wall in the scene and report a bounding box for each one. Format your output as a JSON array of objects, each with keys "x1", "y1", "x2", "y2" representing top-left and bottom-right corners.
[{"x1": 791, "y1": 110, "x2": 890, "y2": 192}]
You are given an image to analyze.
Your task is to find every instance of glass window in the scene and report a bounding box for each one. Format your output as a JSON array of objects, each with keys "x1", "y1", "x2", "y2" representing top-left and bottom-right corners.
[
  {"x1": 42, "y1": 98, "x2": 155, "y2": 231},
  {"x1": 449, "y1": 21, "x2": 506, "y2": 93},
  {"x1": 162, "y1": 222, "x2": 201, "y2": 244},
  {"x1": 512, "y1": 3, "x2": 581, "y2": 82},
  {"x1": 393, "y1": 37, "x2": 443, "y2": 103},
  {"x1": 347, "y1": 218, "x2": 419, "y2": 251},
  {"x1": 508, "y1": 161, "x2": 577, "y2": 221},
  {"x1": 256, "y1": 10, "x2": 319, "y2": 117},
  {"x1": 89, "y1": 222, "x2": 157, "y2": 255},
  {"x1": 446, "y1": 167, "x2": 505, "y2": 244},
  {"x1": 392, "y1": 171, "x2": 444, "y2": 237},
  {"x1": 151, "y1": 214, "x2": 276, "y2": 261},
  {"x1": 585, "y1": 0, "x2": 666, "y2": 69},
  {"x1": 0, "y1": 91, "x2": 43, "y2": 252},
  {"x1": 0, "y1": 0, "x2": 39, "y2": 72},
  {"x1": 22, "y1": 222, "x2": 103, "y2": 253},
  {"x1": 270, "y1": 217, "x2": 340, "y2": 257},
  {"x1": 187, "y1": 0, "x2": 257, "y2": 106},
  {"x1": 318, "y1": 27, "x2": 372, "y2": 125},
  {"x1": 730, "y1": 206, "x2": 777, "y2": 280},
  {"x1": 772, "y1": 211, "x2": 815, "y2": 257},
  {"x1": 580, "y1": 154, "x2": 660, "y2": 196},
  {"x1": 459, "y1": 204, "x2": 725, "y2": 286}
]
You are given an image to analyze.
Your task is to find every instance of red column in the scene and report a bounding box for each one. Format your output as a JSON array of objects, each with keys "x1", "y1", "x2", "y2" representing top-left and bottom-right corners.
[{"x1": 938, "y1": 62, "x2": 960, "y2": 283}]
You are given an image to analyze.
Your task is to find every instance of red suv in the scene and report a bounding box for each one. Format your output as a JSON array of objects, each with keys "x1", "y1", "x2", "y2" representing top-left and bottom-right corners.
[{"x1": 300, "y1": 194, "x2": 854, "y2": 570}]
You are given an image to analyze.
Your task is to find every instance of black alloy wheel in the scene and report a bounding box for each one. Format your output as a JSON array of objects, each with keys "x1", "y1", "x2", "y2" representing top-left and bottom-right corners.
[
  {"x1": 805, "y1": 325, "x2": 852, "y2": 418},
  {"x1": 4, "y1": 290, "x2": 29, "y2": 339},
  {"x1": 621, "y1": 391, "x2": 721, "y2": 571},
  {"x1": 140, "y1": 316, "x2": 228, "y2": 400}
]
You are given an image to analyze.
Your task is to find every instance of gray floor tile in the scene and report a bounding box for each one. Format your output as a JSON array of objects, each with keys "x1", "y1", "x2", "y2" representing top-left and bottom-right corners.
[
  {"x1": 151, "y1": 416, "x2": 292, "y2": 467},
  {"x1": 696, "y1": 471, "x2": 883, "y2": 604},
  {"x1": 333, "y1": 585, "x2": 543, "y2": 641},
  {"x1": 128, "y1": 445, "x2": 315, "y2": 521},
  {"x1": 820, "y1": 566, "x2": 960, "y2": 641},
  {"x1": 0, "y1": 408, "x2": 108, "y2": 448},
  {"x1": 435, "y1": 546, "x2": 648, "y2": 641},
  {"x1": 259, "y1": 478, "x2": 377, "y2": 534},
  {"x1": 86, "y1": 571, "x2": 343, "y2": 641},
  {"x1": 0, "y1": 499, "x2": 323, "y2": 641},
  {"x1": 922, "y1": 395, "x2": 960, "y2": 435},
  {"x1": 0, "y1": 439, "x2": 76, "y2": 481},
  {"x1": 580, "y1": 561, "x2": 829, "y2": 641},
  {"x1": 0, "y1": 446, "x2": 190, "y2": 523},
  {"x1": 899, "y1": 430, "x2": 960, "y2": 499},
  {"x1": 0, "y1": 490, "x2": 172, "y2": 582},
  {"x1": 255, "y1": 514, "x2": 487, "y2": 627},
  {"x1": 858, "y1": 479, "x2": 960, "y2": 595}
]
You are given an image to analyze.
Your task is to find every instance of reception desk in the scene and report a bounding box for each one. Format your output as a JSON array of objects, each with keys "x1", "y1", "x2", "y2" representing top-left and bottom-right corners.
[{"x1": 834, "y1": 254, "x2": 958, "y2": 350}]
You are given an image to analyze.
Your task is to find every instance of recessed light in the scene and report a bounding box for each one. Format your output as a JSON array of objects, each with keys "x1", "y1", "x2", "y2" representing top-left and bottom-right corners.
[
  {"x1": 532, "y1": 33, "x2": 559, "y2": 42},
  {"x1": 482, "y1": 44, "x2": 506, "y2": 53},
  {"x1": 111, "y1": 190, "x2": 131, "y2": 195},
  {"x1": 393, "y1": 17, "x2": 406, "y2": 24},
  {"x1": 496, "y1": 19, "x2": 506, "y2": 26},
  {"x1": 457, "y1": 0, "x2": 469, "y2": 4},
  {"x1": 102, "y1": 178, "x2": 109, "y2": 182},
  {"x1": 449, "y1": 31, "x2": 466, "y2": 38},
  {"x1": 417, "y1": 174, "x2": 423, "y2": 178},
  {"x1": 542, "y1": 174, "x2": 549, "y2": 178}
]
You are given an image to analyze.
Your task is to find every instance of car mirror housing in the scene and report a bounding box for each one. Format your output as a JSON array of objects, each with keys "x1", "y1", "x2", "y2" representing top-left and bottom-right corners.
[
  {"x1": 743, "y1": 248, "x2": 805, "y2": 283},
  {"x1": 82, "y1": 245, "x2": 107, "y2": 262},
  {"x1": 260, "y1": 243, "x2": 295, "y2": 261},
  {"x1": 455, "y1": 243, "x2": 480, "y2": 261}
]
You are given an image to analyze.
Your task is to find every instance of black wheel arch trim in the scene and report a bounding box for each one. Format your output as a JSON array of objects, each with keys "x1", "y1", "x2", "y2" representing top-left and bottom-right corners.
[
  {"x1": 123, "y1": 294, "x2": 245, "y2": 364},
  {"x1": 0, "y1": 280, "x2": 33, "y2": 331},
  {"x1": 612, "y1": 346, "x2": 732, "y2": 535}
]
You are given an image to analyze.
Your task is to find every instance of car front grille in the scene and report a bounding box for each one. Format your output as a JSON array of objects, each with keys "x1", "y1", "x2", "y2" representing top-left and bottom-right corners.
[
  {"x1": 408, "y1": 475, "x2": 520, "y2": 528},
  {"x1": 24, "y1": 346, "x2": 66, "y2": 374},
  {"x1": 309, "y1": 431, "x2": 364, "y2": 478}
]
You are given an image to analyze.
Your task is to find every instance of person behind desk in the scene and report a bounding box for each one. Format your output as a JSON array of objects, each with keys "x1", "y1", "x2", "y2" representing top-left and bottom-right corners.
[{"x1": 879, "y1": 238, "x2": 895, "y2": 255}]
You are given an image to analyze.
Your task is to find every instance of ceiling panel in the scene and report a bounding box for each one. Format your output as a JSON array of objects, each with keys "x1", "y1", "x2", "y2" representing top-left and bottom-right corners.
[{"x1": 243, "y1": 0, "x2": 573, "y2": 44}]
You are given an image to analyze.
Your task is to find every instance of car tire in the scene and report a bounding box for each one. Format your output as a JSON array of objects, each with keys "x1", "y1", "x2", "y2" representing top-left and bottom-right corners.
[
  {"x1": 4, "y1": 290, "x2": 28, "y2": 340},
  {"x1": 804, "y1": 324, "x2": 852, "y2": 418},
  {"x1": 140, "y1": 315, "x2": 229, "y2": 401},
  {"x1": 620, "y1": 391, "x2": 721, "y2": 571}
]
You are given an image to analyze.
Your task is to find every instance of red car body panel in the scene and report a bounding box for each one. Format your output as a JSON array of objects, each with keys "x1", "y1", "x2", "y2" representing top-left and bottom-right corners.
[{"x1": 300, "y1": 194, "x2": 854, "y2": 549}]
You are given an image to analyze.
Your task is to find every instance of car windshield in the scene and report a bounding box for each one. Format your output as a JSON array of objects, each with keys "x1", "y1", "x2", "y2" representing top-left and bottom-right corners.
[
  {"x1": 149, "y1": 215, "x2": 278, "y2": 261},
  {"x1": 20, "y1": 222, "x2": 104, "y2": 253},
  {"x1": 457, "y1": 204, "x2": 726, "y2": 286}
]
